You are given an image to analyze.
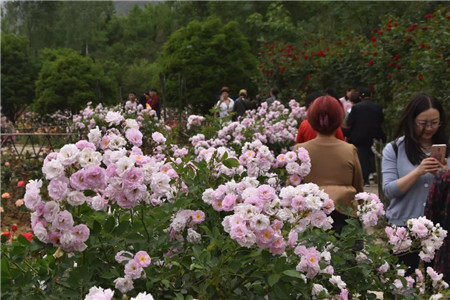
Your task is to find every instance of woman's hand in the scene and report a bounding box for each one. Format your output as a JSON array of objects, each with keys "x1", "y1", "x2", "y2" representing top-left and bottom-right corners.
[{"x1": 415, "y1": 157, "x2": 442, "y2": 176}]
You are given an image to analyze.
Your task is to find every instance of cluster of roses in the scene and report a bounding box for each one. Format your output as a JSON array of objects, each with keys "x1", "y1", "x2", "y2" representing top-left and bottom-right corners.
[
  {"x1": 71, "y1": 101, "x2": 167, "y2": 139},
  {"x1": 238, "y1": 139, "x2": 275, "y2": 178},
  {"x1": 85, "y1": 286, "x2": 153, "y2": 300},
  {"x1": 186, "y1": 115, "x2": 205, "y2": 130},
  {"x1": 274, "y1": 147, "x2": 311, "y2": 186},
  {"x1": 376, "y1": 261, "x2": 448, "y2": 298},
  {"x1": 112, "y1": 250, "x2": 153, "y2": 294},
  {"x1": 190, "y1": 99, "x2": 305, "y2": 152},
  {"x1": 24, "y1": 118, "x2": 177, "y2": 252},
  {"x1": 167, "y1": 209, "x2": 206, "y2": 243},
  {"x1": 355, "y1": 192, "x2": 385, "y2": 227},
  {"x1": 385, "y1": 216, "x2": 447, "y2": 262},
  {"x1": 203, "y1": 176, "x2": 335, "y2": 255}
]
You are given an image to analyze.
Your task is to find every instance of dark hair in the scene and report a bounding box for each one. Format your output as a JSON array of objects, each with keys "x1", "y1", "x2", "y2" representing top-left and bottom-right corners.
[
  {"x1": 129, "y1": 91, "x2": 136, "y2": 95},
  {"x1": 325, "y1": 88, "x2": 338, "y2": 100},
  {"x1": 396, "y1": 93, "x2": 449, "y2": 165},
  {"x1": 220, "y1": 86, "x2": 229, "y2": 94},
  {"x1": 308, "y1": 95, "x2": 344, "y2": 135},
  {"x1": 349, "y1": 90, "x2": 360, "y2": 104},
  {"x1": 149, "y1": 88, "x2": 157, "y2": 93},
  {"x1": 304, "y1": 91, "x2": 325, "y2": 110},
  {"x1": 271, "y1": 87, "x2": 279, "y2": 97}
]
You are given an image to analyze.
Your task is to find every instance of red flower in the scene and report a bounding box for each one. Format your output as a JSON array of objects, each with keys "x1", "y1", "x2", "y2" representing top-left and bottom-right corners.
[
  {"x1": 418, "y1": 74, "x2": 424, "y2": 81},
  {"x1": 337, "y1": 41, "x2": 342, "y2": 46},
  {"x1": 420, "y1": 42, "x2": 426, "y2": 48},
  {"x1": 304, "y1": 55, "x2": 309, "y2": 60},
  {"x1": 422, "y1": 26, "x2": 428, "y2": 31},
  {"x1": 405, "y1": 36, "x2": 412, "y2": 42},
  {"x1": 17, "y1": 180, "x2": 26, "y2": 188},
  {"x1": 388, "y1": 61, "x2": 395, "y2": 67},
  {"x1": 386, "y1": 24, "x2": 393, "y2": 31},
  {"x1": 425, "y1": 13, "x2": 433, "y2": 19},
  {"x1": 373, "y1": 52, "x2": 378, "y2": 57},
  {"x1": 21, "y1": 233, "x2": 33, "y2": 242},
  {"x1": 12, "y1": 224, "x2": 18, "y2": 232},
  {"x1": 388, "y1": 74, "x2": 392, "y2": 79},
  {"x1": 364, "y1": 51, "x2": 369, "y2": 56},
  {"x1": 368, "y1": 60, "x2": 374, "y2": 66},
  {"x1": 436, "y1": 54, "x2": 442, "y2": 59},
  {"x1": 396, "y1": 64, "x2": 401, "y2": 70},
  {"x1": 260, "y1": 50, "x2": 265, "y2": 55},
  {"x1": 1, "y1": 232, "x2": 12, "y2": 240},
  {"x1": 369, "y1": 85, "x2": 374, "y2": 91},
  {"x1": 394, "y1": 54, "x2": 400, "y2": 61},
  {"x1": 373, "y1": 27, "x2": 378, "y2": 32},
  {"x1": 371, "y1": 36, "x2": 377, "y2": 42},
  {"x1": 378, "y1": 30, "x2": 383, "y2": 35},
  {"x1": 305, "y1": 74, "x2": 311, "y2": 80}
]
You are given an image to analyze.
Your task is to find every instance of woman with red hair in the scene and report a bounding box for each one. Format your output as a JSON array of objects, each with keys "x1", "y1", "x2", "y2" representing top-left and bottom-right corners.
[{"x1": 295, "y1": 95, "x2": 364, "y2": 233}]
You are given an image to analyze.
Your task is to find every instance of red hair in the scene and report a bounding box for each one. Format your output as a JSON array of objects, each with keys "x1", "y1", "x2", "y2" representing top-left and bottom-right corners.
[{"x1": 307, "y1": 96, "x2": 344, "y2": 135}]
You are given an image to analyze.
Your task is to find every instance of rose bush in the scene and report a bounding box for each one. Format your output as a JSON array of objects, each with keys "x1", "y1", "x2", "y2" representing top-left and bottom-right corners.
[{"x1": 1, "y1": 104, "x2": 448, "y2": 300}]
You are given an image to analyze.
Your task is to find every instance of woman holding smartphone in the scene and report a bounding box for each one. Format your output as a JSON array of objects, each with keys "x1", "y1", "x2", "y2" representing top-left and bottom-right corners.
[{"x1": 382, "y1": 93, "x2": 449, "y2": 273}]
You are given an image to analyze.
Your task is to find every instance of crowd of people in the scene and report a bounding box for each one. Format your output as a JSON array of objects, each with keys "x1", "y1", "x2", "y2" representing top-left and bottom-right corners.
[{"x1": 125, "y1": 89, "x2": 161, "y2": 118}]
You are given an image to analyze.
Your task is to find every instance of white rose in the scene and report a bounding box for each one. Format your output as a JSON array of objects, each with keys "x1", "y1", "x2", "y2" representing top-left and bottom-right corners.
[
  {"x1": 42, "y1": 159, "x2": 64, "y2": 180},
  {"x1": 58, "y1": 144, "x2": 80, "y2": 166},
  {"x1": 79, "y1": 148, "x2": 102, "y2": 168},
  {"x1": 67, "y1": 191, "x2": 86, "y2": 206},
  {"x1": 88, "y1": 126, "x2": 102, "y2": 146}
]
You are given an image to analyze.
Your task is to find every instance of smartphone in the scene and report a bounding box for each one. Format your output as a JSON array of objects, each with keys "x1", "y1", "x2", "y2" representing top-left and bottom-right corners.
[{"x1": 430, "y1": 144, "x2": 447, "y2": 163}]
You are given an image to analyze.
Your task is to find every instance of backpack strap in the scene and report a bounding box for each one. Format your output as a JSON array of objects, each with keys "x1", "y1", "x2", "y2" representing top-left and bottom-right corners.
[{"x1": 390, "y1": 139, "x2": 398, "y2": 157}]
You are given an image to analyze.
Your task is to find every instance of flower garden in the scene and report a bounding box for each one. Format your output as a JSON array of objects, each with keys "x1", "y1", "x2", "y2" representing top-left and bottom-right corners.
[{"x1": 1, "y1": 101, "x2": 448, "y2": 300}]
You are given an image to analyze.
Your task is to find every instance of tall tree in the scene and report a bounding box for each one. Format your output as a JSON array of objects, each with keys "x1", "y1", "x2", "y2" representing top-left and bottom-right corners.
[
  {"x1": 33, "y1": 48, "x2": 116, "y2": 114},
  {"x1": 155, "y1": 16, "x2": 259, "y2": 114},
  {"x1": 1, "y1": 34, "x2": 36, "y2": 123}
]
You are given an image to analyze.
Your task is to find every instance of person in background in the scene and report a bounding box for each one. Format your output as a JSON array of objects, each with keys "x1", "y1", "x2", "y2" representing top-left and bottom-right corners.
[
  {"x1": 146, "y1": 88, "x2": 161, "y2": 118},
  {"x1": 346, "y1": 87, "x2": 385, "y2": 185},
  {"x1": 425, "y1": 169, "x2": 450, "y2": 283},
  {"x1": 296, "y1": 95, "x2": 363, "y2": 233},
  {"x1": 339, "y1": 87, "x2": 356, "y2": 114},
  {"x1": 382, "y1": 93, "x2": 449, "y2": 274},
  {"x1": 138, "y1": 92, "x2": 148, "y2": 107},
  {"x1": 215, "y1": 86, "x2": 234, "y2": 119},
  {"x1": 125, "y1": 91, "x2": 138, "y2": 110},
  {"x1": 295, "y1": 91, "x2": 345, "y2": 143},
  {"x1": 264, "y1": 87, "x2": 280, "y2": 106},
  {"x1": 232, "y1": 89, "x2": 254, "y2": 121}
]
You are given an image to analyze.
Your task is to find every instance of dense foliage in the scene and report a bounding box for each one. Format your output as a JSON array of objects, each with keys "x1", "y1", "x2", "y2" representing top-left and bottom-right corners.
[
  {"x1": 33, "y1": 48, "x2": 117, "y2": 114},
  {"x1": 1, "y1": 34, "x2": 36, "y2": 123},
  {"x1": 1, "y1": 1, "x2": 448, "y2": 136},
  {"x1": 155, "y1": 16, "x2": 259, "y2": 114}
]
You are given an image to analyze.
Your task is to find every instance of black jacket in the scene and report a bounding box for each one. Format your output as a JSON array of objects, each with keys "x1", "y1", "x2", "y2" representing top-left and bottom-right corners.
[
  {"x1": 346, "y1": 98, "x2": 385, "y2": 145},
  {"x1": 232, "y1": 97, "x2": 253, "y2": 121}
]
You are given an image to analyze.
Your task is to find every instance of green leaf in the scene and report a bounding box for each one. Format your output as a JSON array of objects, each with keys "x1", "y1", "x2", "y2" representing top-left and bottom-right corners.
[
  {"x1": 175, "y1": 293, "x2": 184, "y2": 300},
  {"x1": 17, "y1": 234, "x2": 31, "y2": 245},
  {"x1": 92, "y1": 220, "x2": 102, "y2": 235},
  {"x1": 282, "y1": 270, "x2": 303, "y2": 279},
  {"x1": 223, "y1": 158, "x2": 240, "y2": 168},
  {"x1": 268, "y1": 273, "x2": 281, "y2": 287},
  {"x1": 103, "y1": 216, "x2": 115, "y2": 233},
  {"x1": 113, "y1": 221, "x2": 130, "y2": 235}
]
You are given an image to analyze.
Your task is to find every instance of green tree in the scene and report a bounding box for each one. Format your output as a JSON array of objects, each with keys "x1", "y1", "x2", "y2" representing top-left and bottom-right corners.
[
  {"x1": 33, "y1": 48, "x2": 116, "y2": 114},
  {"x1": 1, "y1": 34, "x2": 36, "y2": 123},
  {"x1": 156, "y1": 16, "x2": 259, "y2": 114}
]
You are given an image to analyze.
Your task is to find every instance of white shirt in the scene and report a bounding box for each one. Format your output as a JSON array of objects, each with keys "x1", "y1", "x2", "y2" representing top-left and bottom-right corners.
[{"x1": 216, "y1": 98, "x2": 234, "y2": 118}]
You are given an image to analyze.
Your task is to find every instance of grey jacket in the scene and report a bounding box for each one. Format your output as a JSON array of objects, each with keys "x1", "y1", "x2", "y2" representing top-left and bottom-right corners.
[{"x1": 382, "y1": 136, "x2": 450, "y2": 225}]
